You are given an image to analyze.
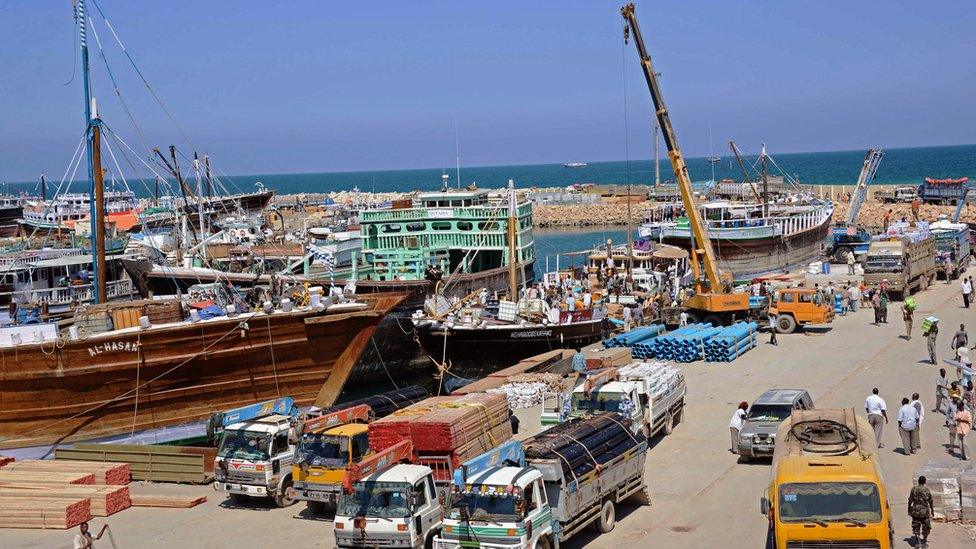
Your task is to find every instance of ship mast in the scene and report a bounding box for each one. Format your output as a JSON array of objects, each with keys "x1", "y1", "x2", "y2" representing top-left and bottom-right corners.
[
  {"x1": 506, "y1": 179, "x2": 519, "y2": 299},
  {"x1": 77, "y1": 0, "x2": 107, "y2": 303},
  {"x1": 760, "y1": 143, "x2": 769, "y2": 218}
]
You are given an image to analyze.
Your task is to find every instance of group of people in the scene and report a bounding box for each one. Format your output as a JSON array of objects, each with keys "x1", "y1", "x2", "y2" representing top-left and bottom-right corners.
[{"x1": 864, "y1": 381, "x2": 973, "y2": 460}]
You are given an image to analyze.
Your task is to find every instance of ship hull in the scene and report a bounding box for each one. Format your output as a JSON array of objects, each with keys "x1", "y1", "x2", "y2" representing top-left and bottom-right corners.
[
  {"x1": 0, "y1": 292, "x2": 405, "y2": 449},
  {"x1": 121, "y1": 259, "x2": 536, "y2": 386},
  {"x1": 0, "y1": 206, "x2": 22, "y2": 237},
  {"x1": 413, "y1": 319, "x2": 603, "y2": 382}
]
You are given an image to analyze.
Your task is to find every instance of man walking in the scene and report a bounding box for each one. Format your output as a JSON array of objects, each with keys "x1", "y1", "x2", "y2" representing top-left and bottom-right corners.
[
  {"x1": 952, "y1": 323, "x2": 968, "y2": 359},
  {"x1": 849, "y1": 283, "x2": 861, "y2": 312},
  {"x1": 865, "y1": 388, "x2": 888, "y2": 448},
  {"x1": 962, "y1": 277, "x2": 972, "y2": 308},
  {"x1": 847, "y1": 250, "x2": 856, "y2": 275},
  {"x1": 908, "y1": 476, "x2": 934, "y2": 548},
  {"x1": 936, "y1": 368, "x2": 950, "y2": 415},
  {"x1": 872, "y1": 290, "x2": 881, "y2": 324},
  {"x1": 902, "y1": 302, "x2": 914, "y2": 340},
  {"x1": 911, "y1": 393, "x2": 925, "y2": 450},
  {"x1": 952, "y1": 401, "x2": 972, "y2": 460},
  {"x1": 898, "y1": 397, "x2": 920, "y2": 454},
  {"x1": 926, "y1": 321, "x2": 939, "y2": 365},
  {"x1": 767, "y1": 291, "x2": 778, "y2": 346}
]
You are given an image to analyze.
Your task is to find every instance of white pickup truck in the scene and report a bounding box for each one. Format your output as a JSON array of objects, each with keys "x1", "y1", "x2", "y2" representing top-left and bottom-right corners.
[{"x1": 563, "y1": 362, "x2": 687, "y2": 438}]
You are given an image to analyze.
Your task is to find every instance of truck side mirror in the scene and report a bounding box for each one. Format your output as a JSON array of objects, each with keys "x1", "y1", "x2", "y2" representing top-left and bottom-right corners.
[{"x1": 760, "y1": 496, "x2": 770, "y2": 515}]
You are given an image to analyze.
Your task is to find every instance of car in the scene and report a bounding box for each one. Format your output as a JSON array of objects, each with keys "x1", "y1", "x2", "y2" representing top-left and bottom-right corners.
[{"x1": 737, "y1": 389, "x2": 814, "y2": 460}]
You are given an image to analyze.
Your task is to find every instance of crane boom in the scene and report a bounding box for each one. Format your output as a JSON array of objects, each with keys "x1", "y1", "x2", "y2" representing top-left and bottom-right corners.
[
  {"x1": 952, "y1": 182, "x2": 975, "y2": 222},
  {"x1": 622, "y1": 3, "x2": 722, "y2": 291},
  {"x1": 844, "y1": 148, "x2": 884, "y2": 226}
]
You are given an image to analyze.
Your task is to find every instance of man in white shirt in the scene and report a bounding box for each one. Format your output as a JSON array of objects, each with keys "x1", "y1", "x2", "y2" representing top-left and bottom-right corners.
[
  {"x1": 911, "y1": 392, "x2": 925, "y2": 451},
  {"x1": 865, "y1": 388, "x2": 888, "y2": 448},
  {"x1": 963, "y1": 277, "x2": 973, "y2": 309},
  {"x1": 849, "y1": 285, "x2": 861, "y2": 312},
  {"x1": 582, "y1": 291, "x2": 592, "y2": 309},
  {"x1": 898, "y1": 397, "x2": 920, "y2": 455},
  {"x1": 566, "y1": 293, "x2": 576, "y2": 312},
  {"x1": 729, "y1": 401, "x2": 748, "y2": 454},
  {"x1": 622, "y1": 305, "x2": 633, "y2": 332}
]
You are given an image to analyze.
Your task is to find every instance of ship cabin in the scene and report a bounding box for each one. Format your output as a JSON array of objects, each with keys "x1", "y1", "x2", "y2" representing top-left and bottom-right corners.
[{"x1": 358, "y1": 188, "x2": 534, "y2": 282}]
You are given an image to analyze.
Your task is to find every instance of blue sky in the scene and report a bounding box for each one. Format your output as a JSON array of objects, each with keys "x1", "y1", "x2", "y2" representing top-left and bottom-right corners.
[{"x1": 1, "y1": 0, "x2": 974, "y2": 181}]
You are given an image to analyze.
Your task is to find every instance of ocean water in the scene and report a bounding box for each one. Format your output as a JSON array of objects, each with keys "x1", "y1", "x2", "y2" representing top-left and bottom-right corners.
[
  {"x1": 532, "y1": 227, "x2": 628, "y2": 279},
  {"x1": 4, "y1": 144, "x2": 973, "y2": 198}
]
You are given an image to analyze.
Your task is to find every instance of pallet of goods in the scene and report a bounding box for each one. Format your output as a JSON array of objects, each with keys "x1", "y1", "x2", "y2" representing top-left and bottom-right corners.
[
  {"x1": 0, "y1": 496, "x2": 91, "y2": 529},
  {"x1": 0, "y1": 483, "x2": 130, "y2": 516},
  {"x1": 4, "y1": 460, "x2": 130, "y2": 485}
]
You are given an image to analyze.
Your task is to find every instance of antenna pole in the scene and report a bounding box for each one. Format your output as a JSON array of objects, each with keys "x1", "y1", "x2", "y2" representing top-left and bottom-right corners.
[{"x1": 454, "y1": 118, "x2": 461, "y2": 190}]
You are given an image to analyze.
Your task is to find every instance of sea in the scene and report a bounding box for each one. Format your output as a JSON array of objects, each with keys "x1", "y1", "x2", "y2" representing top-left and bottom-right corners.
[{"x1": 3, "y1": 143, "x2": 971, "y2": 279}]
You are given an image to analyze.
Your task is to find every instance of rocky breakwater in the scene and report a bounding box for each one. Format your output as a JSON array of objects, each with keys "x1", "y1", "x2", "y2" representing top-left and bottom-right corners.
[
  {"x1": 832, "y1": 201, "x2": 975, "y2": 230},
  {"x1": 533, "y1": 201, "x2": 657, "y2": 228}
]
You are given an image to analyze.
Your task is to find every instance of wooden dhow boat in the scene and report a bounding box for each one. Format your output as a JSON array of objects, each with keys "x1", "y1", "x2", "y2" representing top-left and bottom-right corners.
[{"x1": 0, "y1": 291, "x2": 405, "y2": 449}]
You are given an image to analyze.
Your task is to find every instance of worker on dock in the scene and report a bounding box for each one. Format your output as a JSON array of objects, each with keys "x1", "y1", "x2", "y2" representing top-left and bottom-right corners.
[
  {"x1": 902, "y1": 301, "x2": 914, "y2": 340},
  {"x1": 908, "y1": 476, "x2": 934, "y2": 548},
  {"x1": 926, "y1": 321, "x2": 939, "y2": 365}
]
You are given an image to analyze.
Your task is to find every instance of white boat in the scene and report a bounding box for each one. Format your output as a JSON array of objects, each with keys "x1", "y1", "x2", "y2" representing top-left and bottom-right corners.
[{"x1": 564, "y1": 162, "x2": 588, "y2": 168}]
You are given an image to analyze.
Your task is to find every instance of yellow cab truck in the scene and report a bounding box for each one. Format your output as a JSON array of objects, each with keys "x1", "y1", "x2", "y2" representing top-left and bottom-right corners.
[
  {"x1": 664, "y1": 287, "x2": 834, "y2": 333},
  {"x1": 761, "y1": 408, "x2": 894, "y2": 548},
  {"x1": 291, "y1": 404, "x2": 373, "y2": 513}
]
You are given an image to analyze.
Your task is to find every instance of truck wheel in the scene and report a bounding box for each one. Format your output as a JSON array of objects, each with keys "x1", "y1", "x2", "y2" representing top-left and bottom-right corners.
[
  {"x1": 703, "y1": 314, "x2": 726, "y2": 327},
  {"x1": 595, "y1": 500, "x2": 616, "y2": 533},
  {"x1": 685, "y1": 311, "x2": 702, "y2": 325},
  {"x1": 673, "y1": 403, "x2": 684, "y2": 426},
  {"x1": 275, "y1": 478, "x2": 297, "y2": 508},
  {"x1": 775, "y1": 314, "x2": 796, "y2": 334},
  {"x1": 663, "y1": 413, "x2": 674, "y2": 435},
  {"x1": 534, "y1": 535, "x2": 553, "y2": 549},
  {"x1": 832, "y1": 246, "x2": 852, "y2": 264}
]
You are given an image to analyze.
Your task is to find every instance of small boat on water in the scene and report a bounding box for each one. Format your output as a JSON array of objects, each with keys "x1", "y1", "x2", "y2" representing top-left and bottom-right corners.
[{"x1": 564, "y1": 162, "x2": 588, "y2": 168}]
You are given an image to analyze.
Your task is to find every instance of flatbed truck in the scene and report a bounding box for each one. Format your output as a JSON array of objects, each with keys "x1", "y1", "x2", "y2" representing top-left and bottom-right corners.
[{"x1": 862, "y1": 235, "x2": 936, "y2": 298}]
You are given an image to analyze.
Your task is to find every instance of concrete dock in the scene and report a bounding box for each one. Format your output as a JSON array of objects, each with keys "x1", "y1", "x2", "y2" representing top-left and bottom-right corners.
[{"x1": 4, "y1": 271, "x2": 976, "y2": 547}]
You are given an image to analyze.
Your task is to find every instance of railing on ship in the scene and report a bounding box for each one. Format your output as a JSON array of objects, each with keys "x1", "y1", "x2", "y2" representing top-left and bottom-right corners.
[
  {"x1": 0, "y1": 279, "x2": 134, "y2": 306},
  {"x1": 694, "y1": 204, "x2": 832, "y2": 237}
]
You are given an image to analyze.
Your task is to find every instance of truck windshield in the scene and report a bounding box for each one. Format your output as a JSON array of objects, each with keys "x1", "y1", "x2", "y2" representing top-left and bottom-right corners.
[
  {"x1": 779, "y1": 482, "x2": 882, "y2": 524},
  {"x1": 337, "y1": 481, "x2": 412, "y2": 519},
  {"x1": 299, "y1": 433, "x2": 347, "y2": 467},
  {"x1": 217, "y1": 429, "x2": 270, "y2": 461},
  {"x1": 746, "y1": 405, "x2": 792, "y2": 422},
  {"x1": 449, "y1": 491, "x2": 519, "y2": 521},
  {"x1": 864, "y1": 256, "x2": 901, "y2": 273}
]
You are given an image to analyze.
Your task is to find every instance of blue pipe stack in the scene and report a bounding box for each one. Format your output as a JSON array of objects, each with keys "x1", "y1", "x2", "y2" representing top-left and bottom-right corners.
[
  {"x1": 703, "y1": 321, "x2": 759, "y2": 363},
  {"x1": 602, "y1": 324, "x2": 666, "y2": 359},
  {"x1": 651, "y1": 323, "x2": 717, "y2": 362}
]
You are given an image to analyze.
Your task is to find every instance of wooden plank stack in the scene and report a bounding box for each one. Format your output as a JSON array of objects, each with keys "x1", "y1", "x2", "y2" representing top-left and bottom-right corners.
[
  {"x1": 0, "y1": 496, "x2": 91, "y2": 529},
  {"x1": 369, "y1": 393, "x2": 513, "y2": 466},
  {"x1": 131, "y1": 494, "x2": 207, "y2": 508},
  {"x1": 0, "y1": 470, "x2": 96, "y2": 485},
  {"x1": 0, "y1": 483, "x2": 130, "y2": 516},
  {"x1": 3, "y1": 460, "x2": 130, "y2": 485}
]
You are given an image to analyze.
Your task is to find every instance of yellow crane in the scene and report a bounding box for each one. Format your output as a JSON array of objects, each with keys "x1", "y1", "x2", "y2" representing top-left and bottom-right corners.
[{"x1": 621, "y1": 3, "x2": 751, "y2": 324}]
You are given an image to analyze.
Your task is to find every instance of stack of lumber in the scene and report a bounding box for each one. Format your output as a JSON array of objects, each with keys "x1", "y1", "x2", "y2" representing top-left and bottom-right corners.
[
  {"x1": 0, "y1": 483, "x2": 130, "y2": 516},
  {"x1": 56, "y1": 443, "x2": 214, "y2": 483},
  {"x1": 453, "y1": 350, "x2": 571, "y2": 395},
  {"x1": 131, "y1": 494, "x2": 207, "y2": 508},
  {"x1": 2, "y1": 460, "x2": 130, "y2": 485},
  {"x1": 369, "y1": 393, "x2": 513, "y2": 464},
  {"x1": 0, "y1": 496, "x2": 91, "y2": 529},
  {"x1": 0, "y1": 470, "x2": 95, "y2": 485},
  {"x1": 524, "y1": 413, "x2": 645, "y2": 479}
]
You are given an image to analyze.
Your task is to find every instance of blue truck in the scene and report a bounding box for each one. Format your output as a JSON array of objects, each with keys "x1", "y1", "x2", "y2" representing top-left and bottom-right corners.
[
  {"x1": 930, "y1": 218, "x2": 972, "y2": 279},
  {"x1": 918, "y1": 177, "x2": 971, "y2": 205},
  {"x1": 825, "y1": 225, "x2": 873, "y2": 264}
]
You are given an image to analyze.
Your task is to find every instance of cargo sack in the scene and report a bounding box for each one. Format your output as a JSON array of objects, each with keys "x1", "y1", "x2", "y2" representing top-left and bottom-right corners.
[{"x1": 905, "y1": 297, "x2": 917, "y2": 311}]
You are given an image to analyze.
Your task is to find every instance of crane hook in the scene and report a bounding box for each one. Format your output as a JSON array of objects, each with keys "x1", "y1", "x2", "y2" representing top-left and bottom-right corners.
[{"x1": 624, "y1": 26, "x2": 630, "y2": 45}]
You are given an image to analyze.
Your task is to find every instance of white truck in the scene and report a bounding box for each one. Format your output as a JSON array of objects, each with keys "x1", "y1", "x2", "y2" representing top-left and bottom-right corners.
[
  {"x1": 213, "y1": 413, "x2": 298, "y2": 507},
  {"x1": 564, "y1": 362, "x2": 687, "y2": 438},
  {"x1": 333, "y1": 441, "x2": 448, "y2": 549},
  {"x1": 434, "y1": 420, "x2": 650, "y2": 549}
]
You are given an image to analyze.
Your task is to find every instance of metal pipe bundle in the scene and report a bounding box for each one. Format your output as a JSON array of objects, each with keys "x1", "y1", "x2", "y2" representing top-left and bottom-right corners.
[
  {"x1": 524, "y1": 413, "x2": 645, "y2": 478},
  {"x1": 703, "y1": 321, "x2": 759, "y2": 363}
]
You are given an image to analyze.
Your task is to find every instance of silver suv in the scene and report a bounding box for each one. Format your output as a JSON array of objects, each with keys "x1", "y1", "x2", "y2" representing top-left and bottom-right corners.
[{"x1": 738, "y1": 389, "x2": 814, "y2": 460}]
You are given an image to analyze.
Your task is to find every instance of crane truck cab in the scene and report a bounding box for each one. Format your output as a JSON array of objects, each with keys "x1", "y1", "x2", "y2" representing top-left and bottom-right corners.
[
  {"x1": 761, "y1": 408, "x2": 893, "y2": 549},
  {"x1": 292, "y1": 404, "x2": 374, "y2": 512},
  {"x1": 826, "y1": 225, "x2": 873, "y2": 264},
  {"x1": 214, "y1": 413, "x2": 297, "y2": 507},
  {"x1": 334, "y1": 441, "x2": 447, "y2": 549}
]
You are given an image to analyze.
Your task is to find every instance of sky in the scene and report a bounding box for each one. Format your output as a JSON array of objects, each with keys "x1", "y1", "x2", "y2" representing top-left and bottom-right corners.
[{"x1": 1, "y1": 0, "x2": 974, "y2": 181}]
